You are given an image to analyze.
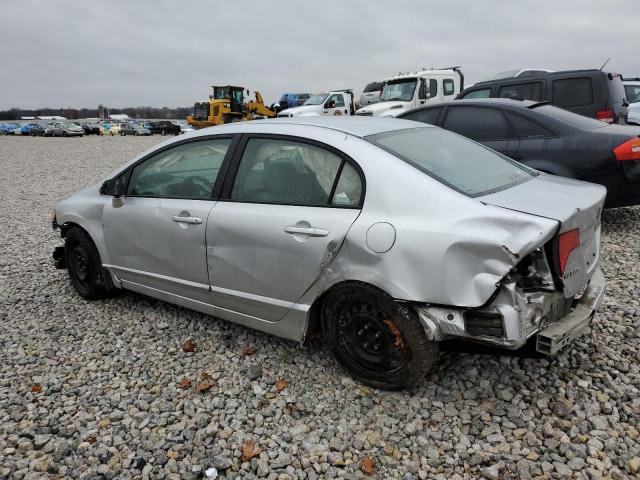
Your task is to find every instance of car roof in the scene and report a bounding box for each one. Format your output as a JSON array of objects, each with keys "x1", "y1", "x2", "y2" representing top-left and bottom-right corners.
[
  {"x1": 403, "y1": 98, "x2": 545, "y2": 110},
  {"x1": 470, "y1": 68, "x2": 612, "y2": 86},
  {"x1": 194, "y1": 116, "x2": 432, "y2": 138}
]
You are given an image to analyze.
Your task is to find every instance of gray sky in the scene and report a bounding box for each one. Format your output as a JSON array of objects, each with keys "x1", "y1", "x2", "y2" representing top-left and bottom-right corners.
[{"x1": 1, "y1": 0, "x2": 637, "y2": 110}]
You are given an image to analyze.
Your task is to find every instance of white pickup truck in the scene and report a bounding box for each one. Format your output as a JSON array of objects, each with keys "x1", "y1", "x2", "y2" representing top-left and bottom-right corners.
[
  {"x1": 356, "y1": 67, "x2": 464, "y2": 117},
  {"x1": 277, "y1": 90, "x2": 355, "y2": 117}
]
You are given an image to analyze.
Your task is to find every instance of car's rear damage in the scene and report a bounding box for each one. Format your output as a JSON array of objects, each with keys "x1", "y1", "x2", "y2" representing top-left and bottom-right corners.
[{"x1": 412, "y1": 174, "x2": 607, "y2": 355}]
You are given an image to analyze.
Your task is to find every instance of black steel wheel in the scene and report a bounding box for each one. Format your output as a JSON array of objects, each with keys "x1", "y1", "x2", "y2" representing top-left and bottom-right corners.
[
  {"x1": 64, "y1": 227, "x2": 114, "y2": 300},
  {"x1": 321, "y1": 283, "x2": 438, "y2": 390}
]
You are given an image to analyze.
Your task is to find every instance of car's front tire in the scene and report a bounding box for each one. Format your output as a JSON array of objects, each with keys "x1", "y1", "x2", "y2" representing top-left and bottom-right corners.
[
  {"x1": 64, "y1": 227, "x2": 114, "y2": 300},
  {"x1": 321, "y1": 283, "x2": 438, "y2": 390}
]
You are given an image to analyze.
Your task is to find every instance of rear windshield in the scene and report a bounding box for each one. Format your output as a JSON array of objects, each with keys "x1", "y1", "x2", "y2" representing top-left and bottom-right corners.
[
  {"x1": 366, "y1": 127, "x2": 534, "y2": 197},
  {"x1": 531, "y1": 104, "x2": 608, "y2": 130}
]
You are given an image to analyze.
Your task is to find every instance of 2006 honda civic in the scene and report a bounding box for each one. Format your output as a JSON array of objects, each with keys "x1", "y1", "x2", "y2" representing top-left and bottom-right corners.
[{"x1": 52, "y1": 117, "x2": 606, "y2": 390}]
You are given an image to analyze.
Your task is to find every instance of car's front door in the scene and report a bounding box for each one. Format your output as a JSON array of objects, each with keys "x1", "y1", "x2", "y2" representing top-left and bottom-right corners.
[
  {"x1": 441, "y1": 105, "x2": 519, "y2": 156},
  {"x1": 323, "y1": 94, "x2": 348, "y2": 115},
  {"x1": 207, "y1": 135, "x2": 364, "y2": 322},
  {"x1": 102, "y1": 136, "x2": 235, "y2": 301}
]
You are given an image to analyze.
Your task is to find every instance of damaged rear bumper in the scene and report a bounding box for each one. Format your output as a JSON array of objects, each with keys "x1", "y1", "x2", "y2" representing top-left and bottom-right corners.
[
  {"x1": 536, "y1": 268, "x2": 605, "y2": 354},
  {"x1": 415, "y1": 267, "x2": 605, "y2": 355}
]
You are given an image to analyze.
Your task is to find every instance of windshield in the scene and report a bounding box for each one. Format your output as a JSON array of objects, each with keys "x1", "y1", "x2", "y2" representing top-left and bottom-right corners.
[
  {"x1": 303, "y1": 94, "x2": 329, "y2": 106},
  {"x1": 380, "y1": 79, "x2": 417, "y2": 102},
  {"x1": 366, "y1": 127, "x2": 534, "y2": 197},
  {"x1": 625, "y1": 84, "x2": 640, "y2": 103}
]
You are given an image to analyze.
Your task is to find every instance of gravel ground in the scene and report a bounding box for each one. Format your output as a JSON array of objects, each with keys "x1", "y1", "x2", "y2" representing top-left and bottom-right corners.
[{"x1": 0, "y1": 135, "x2": 639, "y2": 480}]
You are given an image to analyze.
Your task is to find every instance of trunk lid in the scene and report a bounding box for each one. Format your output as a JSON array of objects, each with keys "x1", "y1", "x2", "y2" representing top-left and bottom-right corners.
[{"x1": 479, "y1": 174, "x2": 606, "y2": 297}]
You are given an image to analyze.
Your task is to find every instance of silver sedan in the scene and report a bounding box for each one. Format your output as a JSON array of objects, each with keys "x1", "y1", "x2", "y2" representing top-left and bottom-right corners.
[{"x1": 52, "y1": 117, "x2": 606, "y2": 389}]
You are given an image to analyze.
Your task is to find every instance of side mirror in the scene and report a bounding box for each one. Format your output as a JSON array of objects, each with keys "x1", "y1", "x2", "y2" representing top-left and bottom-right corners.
[
  {"x1": 325, "y1": 101, "x2": 336, "y2": 109},
  {"x1": 101, "y1": 177, "x2": 125, "y2": 198}
]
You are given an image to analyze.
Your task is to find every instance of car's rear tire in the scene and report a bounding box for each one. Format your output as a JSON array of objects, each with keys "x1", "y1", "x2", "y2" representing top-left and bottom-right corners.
[
  {"x1": 64, "y1": 227, "x2": 114, "y2": 300},
  {"x1": 321, "y1": 283, "x2": 438, "y2": 390}
]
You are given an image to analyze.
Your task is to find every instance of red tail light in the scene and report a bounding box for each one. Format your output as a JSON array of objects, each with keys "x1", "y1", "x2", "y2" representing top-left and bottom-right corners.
[
  {"x1": 558, "y1": 229, "x2": 580, "y2": 275},
  {"x1": 596, "y1": 109, "x2": 614, "y2": 123},
  {"x1": 613, "y1": 137, "x2": 640, "y2": 161}
]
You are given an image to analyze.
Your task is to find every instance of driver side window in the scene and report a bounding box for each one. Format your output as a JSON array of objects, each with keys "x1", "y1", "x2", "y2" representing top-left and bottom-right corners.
[{"x1": 127, "y1": 138, "x2": 232, "y2": 199}]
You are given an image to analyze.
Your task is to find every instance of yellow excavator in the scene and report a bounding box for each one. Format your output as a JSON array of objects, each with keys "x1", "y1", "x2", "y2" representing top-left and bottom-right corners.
[{"x1": 187, "y1": 85, "x2": 276, "y2": 128}]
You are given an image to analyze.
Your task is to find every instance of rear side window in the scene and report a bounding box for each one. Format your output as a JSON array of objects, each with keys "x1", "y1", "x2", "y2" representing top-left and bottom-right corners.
[
  {"x1": 499, "y1": 82, "x2": 542, "y2": 100},
  {"x1": 400, "y1": 107, "x2": 442, "y2": 125},
  {"x1": 443, "y1": 79, "x2": 455, "y2": 96},
  {"x1": 505, "y1": 112, "x2": 554, "y2": 138},
  {"x1": 442, "y1": 106, "x2": 510, "y2": 141},
  {"x1": 461, "y1": 88, "x2": 491, "y2": 99},
  {"x1": 231, "y1": 138, "x2": 362, "y2": 207},
  {"x1": 552, "y1": 77, "x2": 593, "y2": 107},
  {"x1": 366, "y1": 128, "x2": 533, "y2": 197}
]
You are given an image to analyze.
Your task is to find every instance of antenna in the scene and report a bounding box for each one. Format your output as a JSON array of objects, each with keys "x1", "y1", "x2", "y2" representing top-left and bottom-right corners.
[{"x1": 599, "y1": 58, "x2": 611, "y2": 71}]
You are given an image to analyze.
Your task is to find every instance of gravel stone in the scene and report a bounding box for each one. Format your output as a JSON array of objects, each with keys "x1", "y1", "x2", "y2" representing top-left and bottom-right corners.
[{"x1": 1, "y1": 136, "x2": 639, "y2": 478}]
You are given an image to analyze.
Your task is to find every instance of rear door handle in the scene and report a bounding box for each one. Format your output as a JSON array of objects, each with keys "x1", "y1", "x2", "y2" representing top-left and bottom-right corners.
[
  {"x1": 284, "y1": 226, "x2": 329, "y2": 237},
  {"x1": 172, "y1": 215, "x2": 202, "y2": 225}
]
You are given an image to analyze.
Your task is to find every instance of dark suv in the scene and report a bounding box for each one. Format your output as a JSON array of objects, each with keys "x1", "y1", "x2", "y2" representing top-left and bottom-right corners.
[
  {"x1": 458, "y1": 69, "x2": 628, "y2": 124},
  {"x1": 147, "y1": 120, "x2": 180, "y2": 135}
]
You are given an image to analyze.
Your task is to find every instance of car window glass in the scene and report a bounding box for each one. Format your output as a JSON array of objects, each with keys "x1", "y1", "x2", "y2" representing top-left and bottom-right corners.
[
  {"x1": 331, "y1": 163, "x2": 363, "y2": 206},
  {"x1": 231, "y1": 138, "x2": 343, "y2": 206},
  {"x1": 443, "y1": 106, "x2": 510, "y2": 140},
  {"x1": 499, "y1": 82, "x2": 542, "y2": 100},
  {"x1": 552, "y1": 77, "x2": 593, "y2": 107},
  {"x1": 127, "y1": 139, "x2": 232, "y2": 199},
  {"x1": 461, "y1": 88, "x2": 491, "y2": 99},
  {"x1": 625, "y1": 85, "x2": 640, "y2": 103},
  {"x1": 505, "y1": 112, "x2": 554, "y2": 138},
  {"x1": 443, "y1": 79, "x2": 455, "y2": 96},
  {"x1": 366, "y1": 128, "x2": 533, "y2": 197},
  {"x1": 428, "y1": 79, "x2": 438, "y2": 97},
  {"x1": 401, "y1": 107, "x2": 442, "y2": 125},
  {"x1": 327, "y1": 94, "x2": 345, "y2": 107}
]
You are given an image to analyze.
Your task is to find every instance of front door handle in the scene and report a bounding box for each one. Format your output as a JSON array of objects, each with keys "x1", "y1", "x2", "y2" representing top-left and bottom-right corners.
[
  {"x1": 172, "y1": 215, "x2": 202, "y2": 225},
  {"x1": 284, "y1": 225, "x2": 329, "y2": 237}
]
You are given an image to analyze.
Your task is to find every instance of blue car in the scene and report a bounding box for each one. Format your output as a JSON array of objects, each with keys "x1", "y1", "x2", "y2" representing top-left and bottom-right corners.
[{"x1": 276, "y1": 92, "x2": 311, "y2": 111}]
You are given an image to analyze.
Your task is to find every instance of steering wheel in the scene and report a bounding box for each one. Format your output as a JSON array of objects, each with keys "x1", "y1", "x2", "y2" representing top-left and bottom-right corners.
[{"x1": 181, "y1": 175, "x2": 212, "y2": 197}]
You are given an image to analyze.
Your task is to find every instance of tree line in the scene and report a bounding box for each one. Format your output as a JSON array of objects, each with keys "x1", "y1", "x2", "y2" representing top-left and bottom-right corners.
[{"x1": 0, "y1": 106, "x2": 193, "y2": 121}]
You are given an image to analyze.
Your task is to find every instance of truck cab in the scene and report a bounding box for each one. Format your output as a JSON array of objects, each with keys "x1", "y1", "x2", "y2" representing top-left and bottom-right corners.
[
  {"x1": 277, "y1": 90, "x2": 355, "y2": 117},
  {"x1": 355, "y1": 68, "x2": 463, "y2": 117}
]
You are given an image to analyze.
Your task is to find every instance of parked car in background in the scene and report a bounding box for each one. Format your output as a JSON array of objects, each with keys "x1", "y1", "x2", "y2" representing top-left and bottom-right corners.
[
  {"x1": 52, "y1": 117, "x2": 606, "y2": 389},
  {"x1": 623, "y1": 77, "x2": 640, "y2": 126},
  {"x1": 356, "y1": 67, "x2": 464, "y2": 117},
  {"x1": 45, "y1": 122, "x2": 84, "y2": 137},
  {"x1": 119, "y1": 123, "x2": 151, "y2": 136},
  {"x1": 399, "y1": 98, "x2": 640, "y2": 208},
  {"x1": 277, "y1": 90, "x2": 355, "y2": 117},
  {"x1": 19, "y1": 123, "x2": 45, "y2": 136},
  {"x1": 458, "y1": 69, "x2": 628, "y2": 124},
  {"x1": 276, "y1": 92, "x2": 312, "y2": 111},
  {"x1": 358, "y1": 81, "x2": 385, "y2": 107},
  {"x1": 81, "y1": 121, "x2": 102, "y2": 135},
  {"x1": 0, "y1": 123, "x2": 18, "y2": 134},
  {"x1": 147, "y1": 120, "x2": 180, "y2": 135},
  {"x1": 180, "y1": 123, "x2": 195, "y2": 134},
  {"x1": 99, "y1": 122, "x2": 120, "y2": 136}
]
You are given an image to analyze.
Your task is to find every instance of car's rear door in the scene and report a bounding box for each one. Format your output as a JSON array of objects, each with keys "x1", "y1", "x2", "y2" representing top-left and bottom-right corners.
[
  {"x1": 102, "y1": 136, "x2": 236, "y2": 302},
  {"x1": 206, "y1": 134, "x2": 364, "y2": 322},
  {"x1": 441, "y1": 105, "x2": 519, "y2": 156}
]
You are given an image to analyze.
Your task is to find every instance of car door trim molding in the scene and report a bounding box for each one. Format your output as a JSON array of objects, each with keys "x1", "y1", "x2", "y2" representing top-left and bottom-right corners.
[{"x1": 103, "y1": 264, "x2": 210, "y2": 291}]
